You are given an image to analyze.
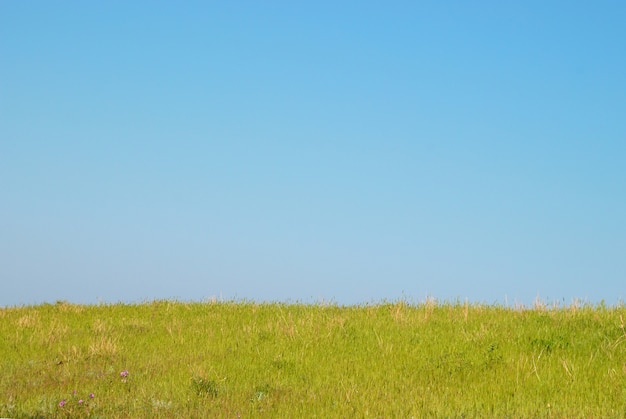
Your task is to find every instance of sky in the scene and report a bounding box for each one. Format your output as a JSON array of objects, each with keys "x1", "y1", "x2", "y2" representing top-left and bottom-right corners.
[{"x1": 1, "y1": 1, "x2": 625, "y2": 307}]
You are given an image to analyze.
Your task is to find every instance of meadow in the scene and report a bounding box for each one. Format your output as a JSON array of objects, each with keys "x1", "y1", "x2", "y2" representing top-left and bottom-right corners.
[{"x1": 1, "y1": 299, "x2": 625, "y2": 418}]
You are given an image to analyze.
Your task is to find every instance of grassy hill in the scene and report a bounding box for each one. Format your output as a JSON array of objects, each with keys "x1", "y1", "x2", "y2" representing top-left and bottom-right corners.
[{"x1": 2, "y1": 299, "x2": 625, "y2": 417}]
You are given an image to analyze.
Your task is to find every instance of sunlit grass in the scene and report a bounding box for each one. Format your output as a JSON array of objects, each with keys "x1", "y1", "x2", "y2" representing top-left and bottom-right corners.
[{"x1": 1, "y1": 299, "x2": 625, "y2": 417}]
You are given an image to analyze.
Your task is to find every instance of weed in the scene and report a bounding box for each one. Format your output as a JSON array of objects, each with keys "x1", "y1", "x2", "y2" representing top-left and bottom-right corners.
[
  {"x1": 252, "y1": 383, "x2": 272, "y2": 402},
  {"x1": 191, "y1": 377, "x2": 218, "y2": 397}
]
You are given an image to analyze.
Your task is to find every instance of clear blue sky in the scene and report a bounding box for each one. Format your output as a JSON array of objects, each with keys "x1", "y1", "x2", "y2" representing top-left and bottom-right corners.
[{"x1": 1, "y1": 1, "x2": 625, "y2": 307}]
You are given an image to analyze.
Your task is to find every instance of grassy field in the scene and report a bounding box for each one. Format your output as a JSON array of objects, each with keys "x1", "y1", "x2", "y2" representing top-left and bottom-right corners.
[{"x1": 1, "y1": 299, "x2": 625, "y2": 418}]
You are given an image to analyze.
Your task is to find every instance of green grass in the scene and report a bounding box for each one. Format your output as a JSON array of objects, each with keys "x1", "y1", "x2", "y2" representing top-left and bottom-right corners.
[{"x1": 1, "y1": 299, "x2": 626, "y2": 417}]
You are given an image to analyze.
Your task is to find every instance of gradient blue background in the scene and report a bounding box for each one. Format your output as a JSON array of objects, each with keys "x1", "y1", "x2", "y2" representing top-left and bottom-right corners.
[{"x1": 2, "y1": 1, "x2": 625, "y2": 307}]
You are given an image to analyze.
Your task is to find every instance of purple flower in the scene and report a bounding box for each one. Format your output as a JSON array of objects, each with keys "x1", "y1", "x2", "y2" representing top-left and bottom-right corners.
[
  {"x1": 120, "y1": 370, "x2": 129, "y2": 378},
  {"x1": 59, "y1": 399, "x2": 66, "y2": 407},
  {"x1": 72, "y1": 389, "x2": 77, "y2": 395},
  {"x1": 89, "y1": 393, "x2": 95, "y2": 398},
  {"x1": 78, "y1": 399, "x2": 84, "y2": 405}
]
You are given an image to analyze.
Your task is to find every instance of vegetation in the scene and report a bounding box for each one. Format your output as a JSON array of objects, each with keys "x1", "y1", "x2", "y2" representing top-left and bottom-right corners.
[{"x1": 1, "y1": 299, "x2": 625, "y2": 417}]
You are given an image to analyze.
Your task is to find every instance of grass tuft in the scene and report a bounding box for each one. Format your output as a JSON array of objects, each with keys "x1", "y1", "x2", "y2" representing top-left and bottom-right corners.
[{"x1": 191, "y1": 377, "x2": 219, "y2": 398}]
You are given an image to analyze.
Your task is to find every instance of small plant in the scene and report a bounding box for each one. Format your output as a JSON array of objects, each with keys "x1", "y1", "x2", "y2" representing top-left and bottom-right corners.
[
  {"x1": 191, "y1": 377, "x2": 218, "y2": 397},
  {"x1": 252, "y1": 383, "x2": 272, "y2": 402},
  {"x1": 57, "y1": 390, "x2": 96, "y2": 414}
]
